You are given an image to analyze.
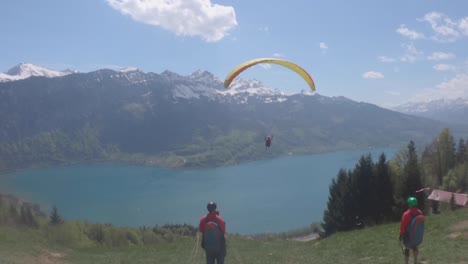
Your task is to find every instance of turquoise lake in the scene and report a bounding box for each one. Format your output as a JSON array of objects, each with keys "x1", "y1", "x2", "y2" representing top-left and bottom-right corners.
[{"x1": 0, "y1": 148, "x2": 395, "y2": 234}]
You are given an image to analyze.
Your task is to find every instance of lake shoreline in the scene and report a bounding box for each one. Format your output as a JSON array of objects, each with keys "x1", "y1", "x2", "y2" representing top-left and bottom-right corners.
[{"x1": 0, "y1": 145, "x2": 393, "y2": 176}]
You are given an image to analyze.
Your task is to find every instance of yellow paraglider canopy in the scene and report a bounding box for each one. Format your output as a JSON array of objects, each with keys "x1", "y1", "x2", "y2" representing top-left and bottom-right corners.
[{"x1": 224, "y1": 58, "x2": 316, "y2": 91}]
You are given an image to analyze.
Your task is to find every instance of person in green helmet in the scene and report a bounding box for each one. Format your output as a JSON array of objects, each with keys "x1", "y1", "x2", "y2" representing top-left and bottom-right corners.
[{"x1": 399, "y1": 197, "x2": 423, "y2": 264}]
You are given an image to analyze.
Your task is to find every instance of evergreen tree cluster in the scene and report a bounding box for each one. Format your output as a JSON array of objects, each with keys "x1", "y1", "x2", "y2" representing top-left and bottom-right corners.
[
  {"x1": 323, "y1": 128, "x2": 468, "y2": 235},
  {"x1": 323, "y1": 153, "x2": 396, "y2": 234}
]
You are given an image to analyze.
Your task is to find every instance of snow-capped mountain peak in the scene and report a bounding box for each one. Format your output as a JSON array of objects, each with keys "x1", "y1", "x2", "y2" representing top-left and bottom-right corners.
[
  {"x1": 393, "y1": 97, "x2": 468, "y2": 124},
  {"x1": 299, "y1": 89, "x2": 316, "y2": 96},
  {"x1": 1, "y1": 63, "x2": 74, "y2": 82},
  {"x1": 221, "y1": 77, "x2": 282, "y2": 96},
  {"x1": 190, "y1": 69, "x2": 214, "y2": 79},
  {"x1": 119, "y1": 67, "x2": 139, "y2": 73},
  {"x1": 394, "y1": 97, "x2": 468, "y2": 113}
]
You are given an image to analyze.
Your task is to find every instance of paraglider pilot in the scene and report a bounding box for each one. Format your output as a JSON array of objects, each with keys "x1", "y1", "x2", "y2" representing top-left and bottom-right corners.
[{"x1": 265, "y1": 136, "x2": 273, "y2": 150}]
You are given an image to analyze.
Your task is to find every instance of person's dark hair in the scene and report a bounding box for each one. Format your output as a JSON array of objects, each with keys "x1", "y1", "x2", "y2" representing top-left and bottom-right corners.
[{"x1": 207, "y1": 202, "x2": 217, "y2": 212}]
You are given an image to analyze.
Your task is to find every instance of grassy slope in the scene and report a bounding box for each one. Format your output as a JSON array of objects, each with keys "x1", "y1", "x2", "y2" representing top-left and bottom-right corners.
[{"x1": 0, "y1": 209, "x2": 467, "y2": 264}]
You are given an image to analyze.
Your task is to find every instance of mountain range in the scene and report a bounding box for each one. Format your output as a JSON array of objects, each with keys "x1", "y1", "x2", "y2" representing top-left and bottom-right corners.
[
  {"x1": 0, "y1": 63, "x2": 465, "y2": 168},
  {"x1": 393, "y1": 98, "x2": 468, "y2": 125}
]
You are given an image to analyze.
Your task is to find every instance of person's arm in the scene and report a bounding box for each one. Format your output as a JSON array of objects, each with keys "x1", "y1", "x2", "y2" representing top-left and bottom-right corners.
[{"x1": 399, "y1": 212, "x2": 410, "y2": 236}]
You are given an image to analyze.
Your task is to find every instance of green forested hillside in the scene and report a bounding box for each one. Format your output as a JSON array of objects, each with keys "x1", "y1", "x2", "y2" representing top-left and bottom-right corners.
[{"x1": 1, "y1": 71, "x2": 462, "y2": 171}]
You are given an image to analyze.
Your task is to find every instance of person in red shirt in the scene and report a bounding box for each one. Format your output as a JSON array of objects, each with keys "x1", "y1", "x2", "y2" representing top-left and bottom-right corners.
[
  {"x1": 399, "y1": 197, "x2": 423, "y2": 264},
  {"x1": 199, "y1": 202, "x2": 226, "y2": 264}
]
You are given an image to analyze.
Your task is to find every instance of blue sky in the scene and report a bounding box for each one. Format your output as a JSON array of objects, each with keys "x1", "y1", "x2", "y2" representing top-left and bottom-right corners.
[{"x1": 1, "y1": 0, "x2": 468, "y2": 107}]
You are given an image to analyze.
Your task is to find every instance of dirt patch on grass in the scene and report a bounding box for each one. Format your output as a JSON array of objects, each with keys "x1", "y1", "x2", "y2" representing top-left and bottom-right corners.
[
  {"x1": 450, "y1": 220, "x2": 468, "y2": 232},
  {"x1": 448, "y1": 232, "x2": 462, "y2": 239},
  {"x1": 36, "y1": 249, "x2": 66, "y2": 264}
]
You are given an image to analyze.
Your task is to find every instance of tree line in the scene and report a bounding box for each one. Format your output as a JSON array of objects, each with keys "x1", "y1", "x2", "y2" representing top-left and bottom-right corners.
[
  {"x1": 323, "y1": 128, "x2": 468, "y2": 235},
  {"x1": 0, "y1": 126, "x2": 118, "y2": 171}
]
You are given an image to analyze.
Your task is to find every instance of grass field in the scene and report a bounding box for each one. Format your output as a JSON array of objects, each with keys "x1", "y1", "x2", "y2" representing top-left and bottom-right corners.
[{"x1": 0, "y1": 209, "x2": 467, "y2": 264}]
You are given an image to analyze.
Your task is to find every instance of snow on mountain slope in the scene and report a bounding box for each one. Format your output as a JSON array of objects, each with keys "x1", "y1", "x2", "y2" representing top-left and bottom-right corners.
[
  {"x1": 0, "y1": 63, "x2": 75, "y2": 82},
  {"x1": 0, "y1": 63, "x2": 311, "y2": 105},
  {"x1": 167, "y1": 69, "x2": 286, "y2": 103},
  {"x1": 393, "y1": 97, "x2": 468, "y2": 124},
  {"x1": 395, "y1": 98, "x2": 468, "y2": 113}
]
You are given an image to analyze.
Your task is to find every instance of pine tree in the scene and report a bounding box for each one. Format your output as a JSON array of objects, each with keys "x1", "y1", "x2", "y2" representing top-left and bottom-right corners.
[
  {"x1": 403, "y1": 141, "x2": 425, "y2": 211},
  {"x1": 323, "y1": 178, "x2": 339, "y2": 235},
  {"x1": 49, "y1": 205, "x2": 63, "y2": 225},
  {"x1": 465, "y1": 138, "x2": 468, "y2": 163},
  {"x1": 322, "y1": 169, "x2": 354, "y2": 234},
  {"x1": 350, "y1": 154, "x2": 374, "y2": 226},
  {"x1": 456, "y1": 138, "x2": 466, "y2": 164},
  {"x1": 374, "y1": 153, "x2": 394, "y2": 223}
]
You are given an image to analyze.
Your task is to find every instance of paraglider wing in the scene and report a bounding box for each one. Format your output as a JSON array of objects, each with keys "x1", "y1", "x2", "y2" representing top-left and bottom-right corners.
[{"x1": 224, "y1": 58, "x2": 316, "y2": 91}]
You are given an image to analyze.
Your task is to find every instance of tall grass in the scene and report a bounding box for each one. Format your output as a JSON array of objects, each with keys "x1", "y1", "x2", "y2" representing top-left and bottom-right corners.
[{"x1": 1, "y1": 206, "x2": 467, "y2": 264}]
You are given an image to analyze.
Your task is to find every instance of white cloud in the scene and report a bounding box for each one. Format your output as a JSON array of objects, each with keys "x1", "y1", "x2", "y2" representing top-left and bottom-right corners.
[
  {"x1": 362, "y1": 71, "x2": 384, "y2": 79},
  {"x1": 385, "y1": 90, "x2": 401, "y2": 96},
  {"x1": 400, "y1": 43, "x2": 423, "y2": 62},
  {"x1": 436, "y1": 74, "x2": 468, "y2": 98},
  {"x1": 412, "y1": 74, "x2": 468, "y2": 102},
  {"x1": 433, "y1": 64, "x2": 455, "y2": 71},
  {"x1": 427, "y1": 52, "x2": 455, "y2": 61},
  {"x1": 378, "y1": 56, "x2": 396, "y2": 63},
  {"x1": 396, "y1": 24, "x2": 425, "y2": 40},
  {"x1": 259, "y1": 63, "x2": 272, "y2": 69},
  {"x1": 319, "y1": 42, "x2": 328, "y2": 50},
  {"x1": 420, "y1": 12, "x2": 468, "y2": 42},
  {"x1": 106, "y1": 0, "x2": 237, "y2": 42},
  {"x1": 459, "y1": 18, "x2": 468, "y2": 35},
  {"x1": 258, "y1": 26, "x2": 270, "y2": 33},
  {"x1": 273, "y1": 53, "x2": 284, "y2": 58}
]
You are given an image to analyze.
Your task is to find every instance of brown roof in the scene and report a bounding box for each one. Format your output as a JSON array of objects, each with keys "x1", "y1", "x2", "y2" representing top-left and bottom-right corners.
[{"x1": 427, "y1": 189, "x2": 468, "y2": 207}]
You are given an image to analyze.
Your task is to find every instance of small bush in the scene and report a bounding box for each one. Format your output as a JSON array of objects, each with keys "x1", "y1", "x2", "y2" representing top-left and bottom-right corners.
[
  {"x1": 46, "y1": 222, "x2": 92, "y2": 248},
  {"x1": 140, "y1": 229, "x2": 162, "y2": 245},
  {"x1": 85, "y1": 223, "x2": 105, "y2": 243}
]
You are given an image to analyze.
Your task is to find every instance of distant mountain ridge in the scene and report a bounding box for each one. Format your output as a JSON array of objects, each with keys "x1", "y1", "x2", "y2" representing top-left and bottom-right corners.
[
  {"x1": 0, "y1": 63, "x2": 77, "y2": 82},
  {"x1": 393, "y1": 98, "x2": 468, "y2": 125},
  {"x1": 0, "y1": 63, "x2": 464, "y2": 169}
]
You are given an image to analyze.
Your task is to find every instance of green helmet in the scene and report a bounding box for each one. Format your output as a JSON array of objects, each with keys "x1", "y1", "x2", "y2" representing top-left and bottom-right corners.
[{"x1": 407, "y1": 197, "x2": 418, "y2": 207}]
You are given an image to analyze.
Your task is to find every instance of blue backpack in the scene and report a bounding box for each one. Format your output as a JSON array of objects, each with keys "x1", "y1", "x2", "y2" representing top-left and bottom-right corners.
[
  {"x1": 203, "y1": 216, "x2": 223, "y2": 253},
  {"x1": 406, "y1": 212, "x2": 425, "y2": 247}
]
